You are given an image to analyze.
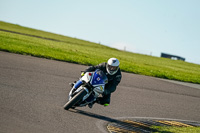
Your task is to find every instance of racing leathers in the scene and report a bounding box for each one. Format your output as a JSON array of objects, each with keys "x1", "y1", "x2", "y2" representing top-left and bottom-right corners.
[{"x1": 84, "y1": 62, "x2": 122, "y2": 105}]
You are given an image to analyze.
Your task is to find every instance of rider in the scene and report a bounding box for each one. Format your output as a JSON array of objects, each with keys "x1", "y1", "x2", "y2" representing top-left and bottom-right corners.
[{"x1": 82, "y1": 58, "x2": 122, "y2": 108}]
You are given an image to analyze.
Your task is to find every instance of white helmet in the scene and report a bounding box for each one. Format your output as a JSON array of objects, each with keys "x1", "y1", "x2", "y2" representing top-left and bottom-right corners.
[{"x1": 106, "y1": 58, "x2": 120, "y2": 75}]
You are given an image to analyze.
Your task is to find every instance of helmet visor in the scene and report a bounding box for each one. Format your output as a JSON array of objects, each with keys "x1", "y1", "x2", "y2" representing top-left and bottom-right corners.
[{"x1": 107, "y1": 65, "x2": 118, "y2": 71}]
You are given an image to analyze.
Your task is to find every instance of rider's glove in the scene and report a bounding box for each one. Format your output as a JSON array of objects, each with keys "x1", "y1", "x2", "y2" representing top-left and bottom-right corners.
[{"x1": 81, "y1": 72, "x2": 85, "y2": 77}]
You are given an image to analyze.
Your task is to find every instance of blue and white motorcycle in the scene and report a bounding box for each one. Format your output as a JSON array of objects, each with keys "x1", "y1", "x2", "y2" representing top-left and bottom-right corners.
[{"x1": 63, "y1": 69, "x2": 108, "y2": 110}]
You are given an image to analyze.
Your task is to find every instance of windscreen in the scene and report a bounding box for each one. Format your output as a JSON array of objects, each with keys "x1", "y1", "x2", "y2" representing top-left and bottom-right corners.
[{"x1": 90, "y1": 69, "x2": 108, "y2": 85}]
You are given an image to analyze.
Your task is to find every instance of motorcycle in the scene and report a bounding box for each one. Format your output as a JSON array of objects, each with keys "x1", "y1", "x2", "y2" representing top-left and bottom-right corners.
[{"x1": 63, "y1": 69, "x2": 108, "y2": 110}]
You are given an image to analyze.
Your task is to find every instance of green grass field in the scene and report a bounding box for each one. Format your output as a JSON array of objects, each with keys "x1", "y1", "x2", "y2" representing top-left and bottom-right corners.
[
  {"x1": 0, "y1": 21, "x2": 200, "y2": 84},
  {"x1": 151, "y1": 126, "x2": 200, "y2": 133}
]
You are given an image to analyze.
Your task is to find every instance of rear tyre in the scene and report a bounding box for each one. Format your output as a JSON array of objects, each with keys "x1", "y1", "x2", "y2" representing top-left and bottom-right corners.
[{"x1": 63, "y1": 89, "x2": 87, "y2": 110}]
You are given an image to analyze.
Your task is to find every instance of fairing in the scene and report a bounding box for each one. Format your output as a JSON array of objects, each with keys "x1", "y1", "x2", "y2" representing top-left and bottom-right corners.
[{"x1": 90, "y1": 69, "x2": 108, "y2": 86}]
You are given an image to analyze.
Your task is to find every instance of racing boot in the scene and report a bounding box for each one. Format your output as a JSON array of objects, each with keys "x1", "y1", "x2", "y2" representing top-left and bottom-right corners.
[{"x1": 96, "y1": 97, "x2": 109, "y2": 107}]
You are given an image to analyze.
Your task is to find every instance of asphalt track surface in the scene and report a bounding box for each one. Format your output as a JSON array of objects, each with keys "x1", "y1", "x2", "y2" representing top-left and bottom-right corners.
[{"x1": 0, "y1": 51, "x2": 200, "y2": 133}]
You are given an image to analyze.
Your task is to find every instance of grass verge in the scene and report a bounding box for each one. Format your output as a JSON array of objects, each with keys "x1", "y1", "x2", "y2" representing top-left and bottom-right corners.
[{"x1": 0, "y1": 21, "x2": 200, "y2": 84}]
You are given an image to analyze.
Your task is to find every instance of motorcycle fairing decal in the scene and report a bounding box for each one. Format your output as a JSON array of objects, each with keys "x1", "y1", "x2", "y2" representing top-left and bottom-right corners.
[
  {"x1": 91, "y1": 72, "x2": 105, "y2": 85},
  {"x1": 99, "y1": 86, "x2": 103, "y2": 91}
]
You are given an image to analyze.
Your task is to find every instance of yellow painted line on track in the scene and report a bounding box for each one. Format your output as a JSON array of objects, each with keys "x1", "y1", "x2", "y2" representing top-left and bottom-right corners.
[
  {"x1": 123, "y1": 120, "x2": 150, "y2": 128},
  {"x1": 107, "y1": 119, "x2": 199, "y2": 133},
  {"x1": 107, "y1": 126, "x2": 137, "y2": 133},
  {"x1": 157, "y1": 120, "x2": 194, "y2": 127}
]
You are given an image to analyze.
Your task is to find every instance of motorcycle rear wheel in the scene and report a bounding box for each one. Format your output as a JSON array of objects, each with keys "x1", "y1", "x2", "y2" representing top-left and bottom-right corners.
[{"x1": 63, "y1": 89, "x2": 87, "y2": 110}]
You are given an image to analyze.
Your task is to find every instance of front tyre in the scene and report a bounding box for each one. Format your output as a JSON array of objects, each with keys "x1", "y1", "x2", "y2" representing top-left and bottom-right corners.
[{"x1": 63, "y1": 89, "x2": 87, "y2": 110}]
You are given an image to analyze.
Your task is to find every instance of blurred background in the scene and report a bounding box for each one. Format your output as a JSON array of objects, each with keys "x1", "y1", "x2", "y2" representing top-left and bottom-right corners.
[{"x1": 1, "y1": 0, "x2": 200, "y2": 64}]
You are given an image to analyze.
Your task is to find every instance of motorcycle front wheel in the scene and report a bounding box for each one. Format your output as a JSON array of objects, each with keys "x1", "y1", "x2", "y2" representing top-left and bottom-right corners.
[{"x1": 63, "y1": 89, "x2": 87, "y2": 110}]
